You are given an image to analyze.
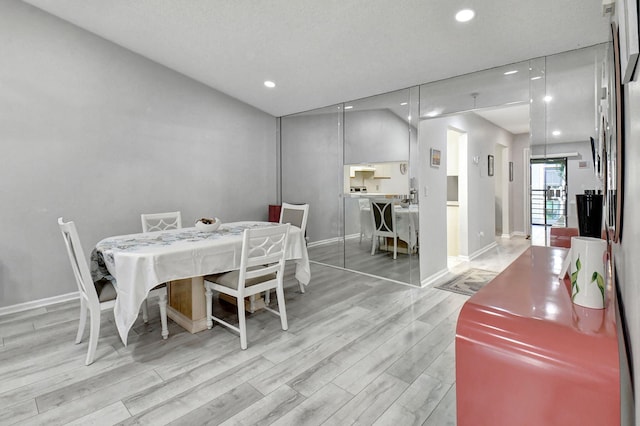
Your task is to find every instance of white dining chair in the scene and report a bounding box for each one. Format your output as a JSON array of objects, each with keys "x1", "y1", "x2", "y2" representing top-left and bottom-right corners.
[
  {"x1": 203, "y1": 224, "x2": 290, "y2": 350},
  {"x1": 358, "y1": 198, "x2": 371, "y2": 243},
  {"x1": 140, "y1": 211, "x2": 182, "y2": 329},
  {"x1": 370, "y1": 199, "x2": 398, "y2": 259},
  {"x1": 58, "y1": 217, "x2": 168, "y2": 365},
  {"x1": 140, "y1": 211, "x2": 182, "y2": 233},
  {"x1": 279, "y1": 202, "x2": 309, "y2": 295}
]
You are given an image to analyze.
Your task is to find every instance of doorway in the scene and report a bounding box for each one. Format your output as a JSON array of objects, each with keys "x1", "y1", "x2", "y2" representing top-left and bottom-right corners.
[{"x1": 530, "y1": 158, "x2": 568, "y2": 245}]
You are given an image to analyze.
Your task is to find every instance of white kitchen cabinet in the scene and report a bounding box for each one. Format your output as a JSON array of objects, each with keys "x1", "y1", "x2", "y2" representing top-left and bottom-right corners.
[{"x1": 373, "y1": 163, "x2": 391, "y2": 179}]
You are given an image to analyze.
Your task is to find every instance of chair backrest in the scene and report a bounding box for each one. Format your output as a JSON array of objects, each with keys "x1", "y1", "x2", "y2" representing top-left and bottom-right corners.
[
  {"x1": 58, "y1": 218, "x2": 100, "y2": 307},
  {"x1": 238, "y1": 224, "x2": 290, "y2": 292},
  {"x1": 369, "y1": 199, "x2": 397, "y2": 236},
  {"x1": 141, "y1": 211, "x2": 182, "y2": 232},
  {"x1": 279, "y1": 203, "x2": 309, "y2": 235}
]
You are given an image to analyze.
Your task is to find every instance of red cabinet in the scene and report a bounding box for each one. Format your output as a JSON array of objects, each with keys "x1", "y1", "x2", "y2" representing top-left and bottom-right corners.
[{"x1": 456, "y1": 246, "x2": 620, "y2": 425}]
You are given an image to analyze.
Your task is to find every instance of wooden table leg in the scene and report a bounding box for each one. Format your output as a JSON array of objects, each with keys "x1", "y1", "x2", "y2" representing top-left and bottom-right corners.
[{"x1": 166, "y1": 277, "x2": 208, "y2": 333}]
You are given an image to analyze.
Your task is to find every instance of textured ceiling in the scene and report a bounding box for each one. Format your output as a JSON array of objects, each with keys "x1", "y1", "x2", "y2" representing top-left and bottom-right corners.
[{"x1": 23, "y1": 0, "x2": 610, "y2": 118}]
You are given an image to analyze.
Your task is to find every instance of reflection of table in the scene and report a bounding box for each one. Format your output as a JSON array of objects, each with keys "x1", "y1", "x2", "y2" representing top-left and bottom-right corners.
[
  {"x1": 91, "y1": 221, "x2": 309, "y2": 345},
  {"x1": 360, "y1": 204, "x2": 419, "y2": 250}
]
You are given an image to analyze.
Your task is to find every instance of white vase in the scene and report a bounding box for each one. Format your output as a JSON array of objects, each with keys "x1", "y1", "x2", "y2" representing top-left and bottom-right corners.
[{"x1": 570, "y1": 236, "x2": 607, "y2": 309}]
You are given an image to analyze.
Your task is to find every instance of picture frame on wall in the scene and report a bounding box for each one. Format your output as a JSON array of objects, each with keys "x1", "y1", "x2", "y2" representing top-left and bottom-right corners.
[
  {"x1": 488, "y1": 155, "x2": 494, "y2": 176},
  {"x1": 509, "y1": 161, "x2": 513, "y2": 182},
  {"x1": 430, "y1": 148, "x2": 441, "y2": 167},
  {"x1": 617, "y1": 0, "x2": 639, "y2": 83}
]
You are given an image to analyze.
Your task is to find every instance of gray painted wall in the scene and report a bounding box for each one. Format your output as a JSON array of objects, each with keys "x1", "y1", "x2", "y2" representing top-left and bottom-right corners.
[
  {"x1": 0, "y1": 1, "x2": 277, "y2": 308},
  {"x1": 344, "y1": 109, "x2": 410, "y2": 164},
  {"x1": 419, "y1": 112, "x2": 514, "y2": 278},
  {"x1": 281, "y1": 109, "x2": 342, "y2": 243},
  {"x1": 510, "y1": 133, "x2": 529, "y2": 235}
]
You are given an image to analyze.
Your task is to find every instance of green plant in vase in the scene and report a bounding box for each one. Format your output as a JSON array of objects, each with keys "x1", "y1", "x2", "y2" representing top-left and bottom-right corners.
[
  {"x1": 591, "y1": 271, "x2": 605, "y2": 304},
  {"x1": 571, "y1": 256, "x2": 581, "y2": 301}
]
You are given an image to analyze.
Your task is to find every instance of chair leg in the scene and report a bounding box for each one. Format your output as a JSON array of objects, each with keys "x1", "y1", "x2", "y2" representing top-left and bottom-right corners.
[
  {"x1": 205, "y1": 287, "x2": 213, "y2": 329},
  {"x1": 142, "y1": 299, "x2": 149, "y2": 323},
  {"x1": 158, "y1": 290, "x2": 168, "y2": 340},
  {"x1": 276, "y1": 285, "x2": 289, "y2": 331},
  {"x1": 393, "y1": 237, "x2": 397, "y2": 260},
  {"x1": 237, "y1": 298, "x2": 247, "y2": 350},
  {"x1": 85, "y1": 308, "x2": 101, "y2": 366},
  {"x1": 371, "y1": 236, "x2": 377, "y2": 255},
  {"x1": 265, "y1": 290, "x2": 271, "y2": 305},
  {"x1": 298, "y1": 281, "x2": 305, "y2": 294},
  {"x1": 75, "y1": 298, "x2": 87, "y2": 344}
]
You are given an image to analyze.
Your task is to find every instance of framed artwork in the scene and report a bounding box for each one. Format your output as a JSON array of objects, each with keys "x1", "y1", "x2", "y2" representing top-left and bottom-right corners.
[
  {"x1": 617, "y1": 0, "x2": 639, "y2": 83},
  {"x1": 509, "y1": 161, "x2": 513, "y2": 182},
  {"x1": 488, "y1": 155, "x2": 494, "y2": 176},
  {"x1": 430, "y1": 148, "x2": 441, "y2": 167},
  {"x1": 610, "y1": 22, "x2": 625, "y2": 242}
]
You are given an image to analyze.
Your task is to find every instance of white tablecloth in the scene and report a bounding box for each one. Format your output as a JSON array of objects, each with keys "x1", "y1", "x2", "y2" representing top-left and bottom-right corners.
[
  {"x1": 360, "y1": 205, "x2": 419, "y2": 249},
  {"x1": 91, "y1": 221, "x2": 309, "y2": 345}
]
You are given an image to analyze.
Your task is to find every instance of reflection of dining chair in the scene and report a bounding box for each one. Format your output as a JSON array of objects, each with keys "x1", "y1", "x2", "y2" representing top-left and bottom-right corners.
[
  {"x1": 140, "y1": 211, "x2": 182, "y2": 233},
  {"x1": 279, "y1": 202, "x2": 309, "y2": 294},
  {"x1": 140, "y1": 211, "x2": 182, "y2": 329},
  {"x1": 359, "y1": 198, "x2": 371, "y2": 243},
  {"x1": 204, "y1": 224, "x2": 290, "y2": 350},
  {"x1": 370, "y1": 199, "x2": 398, "y2": 260},
  {"x1": 58, "y1": 218, "x2": 168, "y2": 365}
]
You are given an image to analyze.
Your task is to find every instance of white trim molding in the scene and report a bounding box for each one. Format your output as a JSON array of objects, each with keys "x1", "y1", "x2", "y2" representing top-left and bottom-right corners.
[
  {"x1": 420, "y1": 268, "x2": 450, "y2": 288},
  {"x1": 0, "y1": 292, "x2": 79, "y2": 317},
  {"x1": 458, "y1": 241, "x2": 498, "y2": 262}
]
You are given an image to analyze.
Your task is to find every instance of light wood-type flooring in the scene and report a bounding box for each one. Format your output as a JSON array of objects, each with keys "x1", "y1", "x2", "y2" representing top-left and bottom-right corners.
[{"x1": 0, "y1": 237, "x2": 529, "y2": 425}]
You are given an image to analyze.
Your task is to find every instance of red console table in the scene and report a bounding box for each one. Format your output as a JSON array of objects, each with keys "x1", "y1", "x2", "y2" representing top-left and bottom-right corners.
[{"x1": 456, "y1": 246, "x2": 619, "y2": 425}]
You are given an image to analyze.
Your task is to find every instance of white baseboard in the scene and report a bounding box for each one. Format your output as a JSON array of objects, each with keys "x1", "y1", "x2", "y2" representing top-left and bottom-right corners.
[
  {"x1": 501, "y1": 233, "x2": 512, "y2": 239},
  {"x1": 0, "y1": 291, "x2": 80, "y2": 317},
  {"x1": 307, "y1": 236, "x2": 344, "y2": 248},
  {"x1": 420, "y1": 268, "x2": 450, "y2": 288},
  {"x1": 512, "y1": 231, "x2": 527, "y2": 237},
  {"x1": 458, "y1": 241, "x2": 498, "y2": 262}
]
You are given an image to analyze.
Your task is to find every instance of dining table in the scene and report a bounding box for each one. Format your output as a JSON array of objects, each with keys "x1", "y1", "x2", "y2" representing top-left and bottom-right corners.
[{"x1": 90, "y1": 221, "x2": 310, "y2": 345}]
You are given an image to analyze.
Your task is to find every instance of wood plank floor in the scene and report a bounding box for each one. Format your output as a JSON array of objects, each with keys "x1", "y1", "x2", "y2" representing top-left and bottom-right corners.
[{"x1": 0, "y1": 237, "x2": 529, "y2": 425}]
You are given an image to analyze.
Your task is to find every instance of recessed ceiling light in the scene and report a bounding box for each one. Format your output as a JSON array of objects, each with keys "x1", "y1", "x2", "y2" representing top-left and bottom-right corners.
[
  {"x1": 344, "y1": 105, "x2": 353, "y2": 110},
  {"x1": 543, "y1": 95, "x2": 553, "y2": 102},
  {"x1": 552, "y1": 130, "x2": 561, "y2": 136},
  {"x1": 531, "y1": 76, "x2": 542, "y2": 81},
  {"x1": 455, "y1": 9, "x2": 475, "y2": 22},
  {"x1": 264, "y1": 80, "x2": 276, "y2": 88},
  {"x1": 400, "y1": 102, "x2": 408, "y2": 106},
  {"x1": 503, "y1": 70, "x2": 518, "y2": 75}
]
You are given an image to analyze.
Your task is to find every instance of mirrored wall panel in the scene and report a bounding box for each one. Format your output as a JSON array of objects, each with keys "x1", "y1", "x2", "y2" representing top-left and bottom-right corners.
[
  {"x1": 529, "y1": 44, "x2": 607, "y2": 246},
  {"x1": 281, "y1": 104, "x2": 344, "y2": 268},
  {"x1": 418, "y1": 61, "x2": 531, "y2": 279},
  {"x1": 343, "y1": 87, "x2": 420, "y2": 285}
]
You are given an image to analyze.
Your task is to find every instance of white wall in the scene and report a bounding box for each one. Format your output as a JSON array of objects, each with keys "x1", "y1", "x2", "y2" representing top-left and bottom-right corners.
[
  {"x1": 0, "y1": 1, "x2": 277, "y2": 308},
  {"x1": 419, "y1": 112, "x2": 514, "y2": 278}
]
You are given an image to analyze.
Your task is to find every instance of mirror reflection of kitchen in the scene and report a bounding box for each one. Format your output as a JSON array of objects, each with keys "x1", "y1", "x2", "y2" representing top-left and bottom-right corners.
[{"x1": 344, "y1": 161, "x2": 413, "y2": 198}]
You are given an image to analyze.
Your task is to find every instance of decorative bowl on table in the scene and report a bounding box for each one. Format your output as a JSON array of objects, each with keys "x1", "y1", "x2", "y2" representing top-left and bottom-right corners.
[
  {"x1": 399, "y1": 200, "x2": 410, "y2": 208},
  {"x1": 195, "y1": 217, "x2": 221, "y2": 232}
]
